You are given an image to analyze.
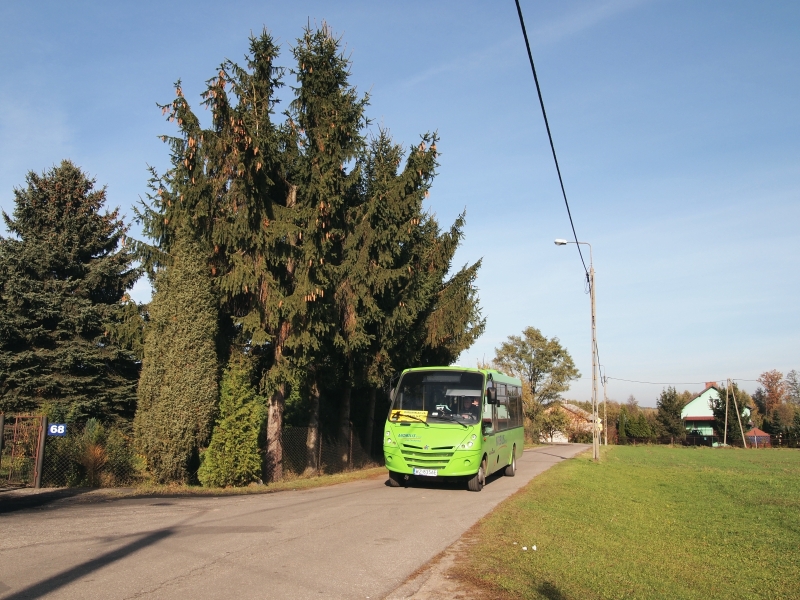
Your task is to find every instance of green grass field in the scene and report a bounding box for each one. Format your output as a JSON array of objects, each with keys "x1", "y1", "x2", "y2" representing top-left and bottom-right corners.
[{"x1": 456, "y1": 446, "x2": 800, "y2": 600}]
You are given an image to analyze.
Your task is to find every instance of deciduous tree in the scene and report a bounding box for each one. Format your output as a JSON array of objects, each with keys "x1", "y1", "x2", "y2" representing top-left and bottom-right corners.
[
  {"x1": 756, "y1": 370, "x2": 787, "y2": 414},
  {"x1": 784, "y1": 370, "x2": 799, "y2": 405},
  {"x1": 493, "y1": 327, "x2": 580, "y2": 420},
  {"x1": 540, "y1": 406, "x2": 570, "y2": 443}
]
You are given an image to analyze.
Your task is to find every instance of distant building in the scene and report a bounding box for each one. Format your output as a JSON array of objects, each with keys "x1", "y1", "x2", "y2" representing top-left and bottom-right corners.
[
  {"x1": 541, "y1": 403, "x2": 602, "y2": 443},
  {"x1": 681, "y1": 381, "x2": 751, "y2": 438},
  {"x1": 681, "y1": 382, "x2": 720, "y2": 436},
  {"x1": 745, "y1": 428, "x2": 771, "y2": 448}
]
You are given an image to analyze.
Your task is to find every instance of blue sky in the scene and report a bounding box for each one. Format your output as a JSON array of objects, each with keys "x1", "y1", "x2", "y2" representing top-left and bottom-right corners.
[{"x1": 1, "y1": 1, "x2": 798, "y2": 406}]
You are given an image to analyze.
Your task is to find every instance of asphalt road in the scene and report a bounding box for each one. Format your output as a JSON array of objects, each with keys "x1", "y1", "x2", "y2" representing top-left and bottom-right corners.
[{"x1": 0, "y1": 444, "x2": 588, "y2": 600}]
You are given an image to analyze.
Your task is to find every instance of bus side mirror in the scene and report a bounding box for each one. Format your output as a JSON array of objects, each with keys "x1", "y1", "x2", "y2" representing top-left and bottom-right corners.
[
  {"x1": 390, "y1": 389, "x2": 396, "y2": 402},
  {"x1": 486, "y1": 387, "x2": 497, "y2": 404}
]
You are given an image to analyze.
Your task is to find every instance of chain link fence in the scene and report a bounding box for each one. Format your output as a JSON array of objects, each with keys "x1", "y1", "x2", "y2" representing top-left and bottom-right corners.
[
  {"x1": 40, "y1": 420, "x2": 141, "y2": 488},
  {"x1": 3, "y1": 416, "x2": 380, "y2": 489},
  {"x1": 270, "y1": 425, "x2": 380, "y2": 481}
]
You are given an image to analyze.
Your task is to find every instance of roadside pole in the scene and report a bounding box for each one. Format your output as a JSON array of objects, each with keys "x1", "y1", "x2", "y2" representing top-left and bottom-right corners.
[
  {"x1": 590, "y1": 263, "x2": 599, "y2": 461},
  {"x1": 34, "y1": 415, "x2": 47, "y2": 489}
]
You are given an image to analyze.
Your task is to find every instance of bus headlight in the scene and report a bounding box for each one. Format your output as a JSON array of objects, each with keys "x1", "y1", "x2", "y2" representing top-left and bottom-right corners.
[{"x1": 466, "y1": 441, "x2": 474, "y2": 448}]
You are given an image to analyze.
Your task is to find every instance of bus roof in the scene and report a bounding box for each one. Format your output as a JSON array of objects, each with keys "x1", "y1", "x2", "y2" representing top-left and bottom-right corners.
[{"x1": 399, "y1": 365, "x2": 522, "y2": 386}]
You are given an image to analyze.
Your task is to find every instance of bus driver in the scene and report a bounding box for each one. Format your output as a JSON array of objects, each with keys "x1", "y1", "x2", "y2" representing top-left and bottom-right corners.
[{"x1": 461, "y1": 397, "x2": 480, "y2": 421}]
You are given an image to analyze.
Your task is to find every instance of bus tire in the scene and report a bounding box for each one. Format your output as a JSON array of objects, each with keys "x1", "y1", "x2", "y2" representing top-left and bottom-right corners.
[
  {"x1": 467, "y1": 458, "x2": 486, "y2": 492},
  {"x1": 388, "y1": 471, "x2": 403, "y2": 487},
  {"x1": 504, "y1": 446, "x2": 516, "y2": 477}
]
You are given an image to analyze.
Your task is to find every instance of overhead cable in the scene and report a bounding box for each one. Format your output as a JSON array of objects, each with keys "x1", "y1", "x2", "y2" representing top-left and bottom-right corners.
[
  {"x1": 607, "y1": 377, "x2": 761, "y2": 386},
  {"x1": 514, "y1": 0, "x2": 589, "y2": 279}
]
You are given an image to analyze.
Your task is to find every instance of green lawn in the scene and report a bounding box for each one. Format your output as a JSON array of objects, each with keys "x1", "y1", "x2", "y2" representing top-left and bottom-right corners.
[{"x1": 456, "y1": 446, "x2": 800, "y2": 600}]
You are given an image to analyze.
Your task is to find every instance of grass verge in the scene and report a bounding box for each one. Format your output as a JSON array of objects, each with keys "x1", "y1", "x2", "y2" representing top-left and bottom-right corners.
[
  {"x1": 453, "y1": 446, "x2": 800, "y2": 600},
  {"x1": 2, "y1": 467, "x2": 387, "y2": 508},
  {"x1": 128, "y1": 466, "x2": 387, "y2": 497}
]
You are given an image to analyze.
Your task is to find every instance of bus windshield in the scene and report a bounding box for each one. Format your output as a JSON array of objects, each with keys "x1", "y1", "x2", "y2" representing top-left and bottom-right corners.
[{"x1": 390, "y1": 370, "x2": 484, "y2": 425}]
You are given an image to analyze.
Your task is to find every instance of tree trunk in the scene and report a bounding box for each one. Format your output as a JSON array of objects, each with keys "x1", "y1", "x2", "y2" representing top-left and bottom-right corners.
[
  {"x1": 339, "y1": 383, "x2": 352, "y2": 465},
  {"x1": 266, "y1": 383, "x2": 285, "y2": 482},
  {"x1": 305, "y1": 370, "x2": 321, "y2": 474},
  {"x1": 265, "y1": 321, "x2": 291, "y2": 482},
  {"x1": 364, "y1": 387, "x2": 377, "y2": 457},
  {"x1": 264, "y1": 185, "x2": 299, "y2": 483}
]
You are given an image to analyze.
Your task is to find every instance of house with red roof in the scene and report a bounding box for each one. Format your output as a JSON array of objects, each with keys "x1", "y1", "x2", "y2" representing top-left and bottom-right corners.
[{"x1": 745, "y1": 428, "x2": 771, "y2": 448}]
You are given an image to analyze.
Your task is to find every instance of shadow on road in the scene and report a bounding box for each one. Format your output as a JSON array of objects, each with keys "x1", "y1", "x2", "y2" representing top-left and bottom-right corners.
[
  {"x1": 2, "y1": 528, "x2": 174, "y2": 600},
  {"x1": 0, "y1": 488, "x2": 93, "y2": 515}
]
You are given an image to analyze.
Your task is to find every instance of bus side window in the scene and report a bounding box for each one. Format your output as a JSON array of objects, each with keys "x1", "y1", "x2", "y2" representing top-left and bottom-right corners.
[
  {"x1": 482, "y1": 402, "x2": 494, "y2": 434},
  {"x1": 497, "y1": 402, "x2": 509, "y2": 431},
  {"x1": 508, "y1": 386, "x2": 522, "y2": 428}
]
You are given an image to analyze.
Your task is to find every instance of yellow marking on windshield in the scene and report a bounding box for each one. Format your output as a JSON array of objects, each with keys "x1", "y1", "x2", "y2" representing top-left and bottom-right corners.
[{"x1": 390, "y1": 410, "x2": 428, "y2": 422}]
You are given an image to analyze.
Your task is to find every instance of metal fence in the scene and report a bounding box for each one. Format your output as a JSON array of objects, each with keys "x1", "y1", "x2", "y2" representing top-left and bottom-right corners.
[
  {"x1": 3, "y1": 415, "x2": 380, "y2": 489},
  {"x1": 269, "y1": 425, "x2": 380, "y2": 481},
  {"x1": 40, "y1": 421, "x2": 141, "y2": 488},
  {"x1": 616, "y1": 434, "x2": 800, "y2": 449},
  {"x1": 0, "y1": 414, "x2": 45, "y2": 487}
]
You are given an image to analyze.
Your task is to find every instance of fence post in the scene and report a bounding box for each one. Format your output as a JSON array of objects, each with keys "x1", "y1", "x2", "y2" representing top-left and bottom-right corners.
[
  {"x1": 0, "y1": 413, "x2": 4, "y2": 469},
  {"x1": 318, "y1": 433, "x2": 322, "y2": 477},
  {"x1": 349, "y1": 422, "x2": 353, "y2": 470},
  {"x1": 34, "y1": 415, "x2": 48, "y2": 489}
]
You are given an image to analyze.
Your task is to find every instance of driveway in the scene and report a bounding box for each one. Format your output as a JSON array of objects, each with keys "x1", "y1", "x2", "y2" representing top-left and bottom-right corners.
[{"x1": 0, "y1": 444, "x2": 588, "y2": 599}]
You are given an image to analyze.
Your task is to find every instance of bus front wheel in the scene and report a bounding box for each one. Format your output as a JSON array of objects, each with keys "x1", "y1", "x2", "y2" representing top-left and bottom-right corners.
[
  {"x1": 504, "y1": 446, "x2": 516, "y2": 477},
  {"x1": 467, "y1": 458, "x2": 486, "y2": 492},
  {"x1": 388, "y1": 471, "x2": 404, "y2": 487}
]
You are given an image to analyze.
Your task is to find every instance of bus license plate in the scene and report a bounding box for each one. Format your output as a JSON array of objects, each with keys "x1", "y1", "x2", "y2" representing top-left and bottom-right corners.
[{"x1": 413, "y1": 468, "x2": 438, "y2": 477}]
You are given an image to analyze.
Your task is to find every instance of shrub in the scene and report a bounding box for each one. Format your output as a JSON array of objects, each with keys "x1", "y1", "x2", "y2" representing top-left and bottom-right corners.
[{"x1": 198, "y1": 352, "x2": 266, "y2": 487}]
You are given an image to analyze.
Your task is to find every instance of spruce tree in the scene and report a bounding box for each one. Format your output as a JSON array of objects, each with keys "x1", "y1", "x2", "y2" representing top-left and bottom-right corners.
[
  {"x1": 133, "y1": 234, "x2": 218, "y2": 482},
  {"x1": 198, "y1": 351, "x2": 266, "y2": 487},
  {"x1": 656, "y1": 386, "x2": 685, "y2": 441},
  {"x1": 0, "y1": 161, "x2": 139, "y2": 420},
  {"x1": 139, "y1": 30, "x2": 294, "y2": 480},
  {"x1": 288, "y1": 23, "x2": 369, "y2": 460},
  {"x1": 349, "y1": 131, "x2": 441, "y2": 452},
  {"x1": 140, "y1": 24, "x2": 486, "y2": 479}
]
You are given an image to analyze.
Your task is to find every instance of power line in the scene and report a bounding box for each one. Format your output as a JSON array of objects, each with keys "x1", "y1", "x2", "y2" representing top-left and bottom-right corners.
[
  {"x1": 514, "y1": 0, "x2": 589, "y2": 279},
  {"x1": 607, "y1": 377, "x2": 762, "y2": 386}
]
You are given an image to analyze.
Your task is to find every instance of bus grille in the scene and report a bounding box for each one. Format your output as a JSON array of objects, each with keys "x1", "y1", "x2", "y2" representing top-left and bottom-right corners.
[{"x1": 401, "y1": 444, "x2": 455, "y2": 469}]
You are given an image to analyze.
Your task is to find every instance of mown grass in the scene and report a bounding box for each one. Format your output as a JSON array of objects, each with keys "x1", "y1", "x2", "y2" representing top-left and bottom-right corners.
[{"x1": 455, "y1": 446, "x2": 800, "y2": 600}]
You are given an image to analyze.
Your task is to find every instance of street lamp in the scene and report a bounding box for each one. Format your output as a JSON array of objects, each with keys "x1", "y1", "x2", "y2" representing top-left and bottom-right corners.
[{"x1": 554, "y1": 238, "x2": 600, "y2": 461}]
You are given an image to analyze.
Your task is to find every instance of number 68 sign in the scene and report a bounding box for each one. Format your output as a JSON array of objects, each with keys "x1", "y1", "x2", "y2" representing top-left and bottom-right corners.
[{"x1": 47, "y1": 423, "x2": 67, "y2": 437}]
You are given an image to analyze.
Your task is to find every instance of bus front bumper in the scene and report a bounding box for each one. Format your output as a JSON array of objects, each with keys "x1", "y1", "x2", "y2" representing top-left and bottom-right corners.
[{"x1": 383, "y1": 447, "x2": 482, "y2": 478}]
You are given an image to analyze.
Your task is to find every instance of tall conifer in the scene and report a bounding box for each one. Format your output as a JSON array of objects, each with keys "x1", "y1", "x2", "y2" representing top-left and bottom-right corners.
[
  {"x1": 139, "y1": 31, "x2": 295, "y2": 480},
  {"x1": 134, "y1": 234, "x2": 218, "y2": 482},
  {"x1": 0, "y1": 161, "x2": 139, "y2": 420},
  {"x1": 288, "y1": 24, "x2": 369, "y2": 459}
]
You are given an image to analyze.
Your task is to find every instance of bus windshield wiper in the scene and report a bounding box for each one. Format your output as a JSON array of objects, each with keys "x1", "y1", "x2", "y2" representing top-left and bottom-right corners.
[{"x1": 433, "y1": 414, "x2": 469, "y2": 428}]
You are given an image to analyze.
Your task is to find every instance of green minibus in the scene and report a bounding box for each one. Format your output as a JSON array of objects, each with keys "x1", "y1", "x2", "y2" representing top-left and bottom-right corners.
[{"x1": 383, "y1": 366, "x2": 524, "y2": 491}]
